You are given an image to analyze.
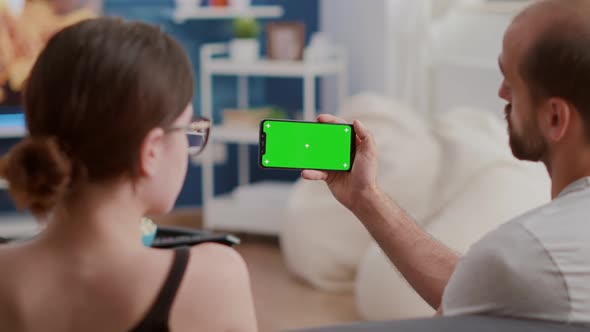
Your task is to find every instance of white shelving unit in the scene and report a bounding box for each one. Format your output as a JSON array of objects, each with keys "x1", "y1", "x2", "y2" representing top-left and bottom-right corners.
[
  {"x1": 0, "y1": 214, "x2": 39, "y2": 238},
  {"x1": 200, "y1": 43, "x2": 348, "y2": 235},
  {"x1": 173, "y1": 5, "x2": 283, "y2": 23},
  {"x1": 0, "y1": 118, "x2": 36, "y2": 235},
  {"x1": 0, "y1": 116, "x2": 25, "y2": 190}
]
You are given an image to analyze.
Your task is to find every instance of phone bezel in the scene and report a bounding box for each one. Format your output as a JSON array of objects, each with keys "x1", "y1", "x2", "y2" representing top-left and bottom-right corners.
[{"x1": 258, "y1": 118, "x2": 356, "y2": 172}]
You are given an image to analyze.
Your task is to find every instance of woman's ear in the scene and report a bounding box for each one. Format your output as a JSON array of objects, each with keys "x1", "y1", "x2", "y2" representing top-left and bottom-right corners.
[
  {"x1": 540, "y1": 97, "x2": 572, "y2": 143},
  {"x1": 138, "y1": 128, "x2": 165, "y2": 178}
]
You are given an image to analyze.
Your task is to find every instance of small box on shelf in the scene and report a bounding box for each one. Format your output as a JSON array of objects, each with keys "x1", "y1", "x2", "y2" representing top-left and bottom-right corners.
[
  {"x1": 172, "y1": 2, "x2": 283, "y2": 22},
  {"x1": 221, "y1": 107, "x2": 287, "y2": 129}
]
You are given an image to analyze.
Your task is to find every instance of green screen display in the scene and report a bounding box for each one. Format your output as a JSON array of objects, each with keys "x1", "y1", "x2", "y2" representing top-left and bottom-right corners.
[{"x1": 260, "y1": 120, "x2": 354, "y2": 171}]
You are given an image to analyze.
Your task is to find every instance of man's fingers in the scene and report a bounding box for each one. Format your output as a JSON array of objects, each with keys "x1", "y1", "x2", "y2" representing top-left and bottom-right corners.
[
  {"x1": 317, "y1": 114, "x2": 347, "y2": 124},
  {"x1": 301, "y1": 170, "x2": 329, "y2": 181},
  {"x1": 353, "y1": 120, "x2": 378, "y2": 158},
  {"x1": 353, "y1": 119, "x2": 371, "y2": 140}
]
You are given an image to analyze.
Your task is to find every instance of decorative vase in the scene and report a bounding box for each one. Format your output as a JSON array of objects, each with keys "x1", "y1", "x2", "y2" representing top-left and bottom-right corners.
[
  {"x1": 230, "y1": 38, "x2": 259, "y2": 62},
  {"x1": 210, "y1": 0, "x2": 228, "y2": 6}
]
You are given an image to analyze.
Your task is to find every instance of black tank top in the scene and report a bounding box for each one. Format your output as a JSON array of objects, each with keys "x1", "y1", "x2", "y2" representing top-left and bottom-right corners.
[{"x1": 130, "y1": 247, "x2": 190, "y2": 332}]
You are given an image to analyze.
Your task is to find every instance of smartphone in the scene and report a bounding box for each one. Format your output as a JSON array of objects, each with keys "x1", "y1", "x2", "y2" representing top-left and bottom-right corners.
[{"x1": 259, "y1": 119, "x2": 355, "y2": 171}]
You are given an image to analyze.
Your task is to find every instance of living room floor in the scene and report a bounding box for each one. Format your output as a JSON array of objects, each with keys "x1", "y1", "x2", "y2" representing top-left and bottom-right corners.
[{"x1": 237, "y1": 238, "x2": 361, "y2": 332}]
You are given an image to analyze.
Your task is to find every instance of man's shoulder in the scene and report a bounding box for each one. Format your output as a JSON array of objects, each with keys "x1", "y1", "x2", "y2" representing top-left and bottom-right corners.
[
  {"x1": 507, "y1": 189, "x2": 590, "y2": 242},
  {"x1": 461, "y1": 205, "x2": 557, "y2": 270},
  {"x1": 489, "y1": 193, "x2": 580, "y2": 238},
  {"x1": 467, "y1": 192, "x2": 590, "y2": 271},
  {"x1": 468, "y1": 218, "x2": 537, "y2": 260},
  {"x1": 444, "y1": 195, "x2": 585, "y2": 319},
  {"x1": 472, "y1": 204, "x2": 547, "y2": 251},
  {"x1": 507, "y1": 199, "x2": 555, "y2": 228}
]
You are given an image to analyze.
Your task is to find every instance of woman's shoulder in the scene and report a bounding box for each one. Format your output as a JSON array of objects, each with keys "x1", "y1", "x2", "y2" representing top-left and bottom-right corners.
[
  {"x1": 0, "y1": 241, "x2": 44, "y2": 298},
  {"x1": 0, "y1": 241, "x2": 27, "y2": 276},
  {"x1": 181, "y1": 243, "x2": 250, "y2": 293},
  {"x1": 188, "y1": 242, "x2": 247, "y2": 269},
  {"x1": 170, "y1": 243, "x2": 257, "y2": 331},
  {"x1": 0, "y1": 243, "x2": 28, "y2": 330}
]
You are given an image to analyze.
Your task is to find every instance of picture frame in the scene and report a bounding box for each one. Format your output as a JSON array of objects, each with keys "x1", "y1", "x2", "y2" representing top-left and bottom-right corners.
[
  {"x1": 266, "y1": 21, "x2": 305, "y2": 61},
  {"x1": 0, "y1": 0, "x2": 100, "y2": 106}
]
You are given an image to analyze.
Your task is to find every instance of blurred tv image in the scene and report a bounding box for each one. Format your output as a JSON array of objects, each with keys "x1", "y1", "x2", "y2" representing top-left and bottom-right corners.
[{"x1": 0, "y1": 0, "x2": 100, "y2": 106}]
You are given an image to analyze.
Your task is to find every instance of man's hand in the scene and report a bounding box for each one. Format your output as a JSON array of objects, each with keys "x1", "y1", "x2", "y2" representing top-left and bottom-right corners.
[{"x1": 301, "y1": 114, "x2": 378, "y2": 210}]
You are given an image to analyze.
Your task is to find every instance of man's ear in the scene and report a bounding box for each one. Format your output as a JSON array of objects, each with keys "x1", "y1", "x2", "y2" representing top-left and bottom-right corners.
[
  {"x1": 540, "y1": 97, "x2": 572, "y2": 143},
  {"x1": 138, "y1": 128, "x2": 165, "y2": 178}
]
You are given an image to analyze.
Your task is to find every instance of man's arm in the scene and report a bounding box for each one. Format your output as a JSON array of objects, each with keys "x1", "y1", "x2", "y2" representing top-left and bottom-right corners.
[
  {"x1": 303, "y1": 114, "x2": 459, "y2": 310},
  {"x1": 353, "y1": 187, "x2": 459, "y2": 309}
]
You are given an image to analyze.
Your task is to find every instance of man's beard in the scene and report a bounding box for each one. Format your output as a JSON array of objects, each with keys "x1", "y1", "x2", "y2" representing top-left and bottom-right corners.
[{"x1": 505, "y1": 104, "x2": 547, "y2": 162}]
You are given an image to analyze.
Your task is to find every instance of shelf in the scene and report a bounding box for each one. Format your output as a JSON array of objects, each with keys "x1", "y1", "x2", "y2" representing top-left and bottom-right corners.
[
  {"x1": 211, "y1": 125, "x2": 258, "y2": 144},
  {"x1": 203, "y1": 181, "x2": 292, "y2": 235},
  {"x1": 0, "y1": 126, "x2": 26, "y2": 138},
  {"x1": 204, "y1": 58, "x2": 345, "y2": 78},
  {"x1": 173, "y1": 5, "x2": 283, "y2": 22},
  {"x1": 0, "y1": 214, "x2": 39, "y2": 238}
]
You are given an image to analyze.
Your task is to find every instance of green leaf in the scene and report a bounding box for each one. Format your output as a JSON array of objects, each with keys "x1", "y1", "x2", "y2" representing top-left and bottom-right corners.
[{"x1": 232, "y1": 17, "x2": 261, "y2": 39}]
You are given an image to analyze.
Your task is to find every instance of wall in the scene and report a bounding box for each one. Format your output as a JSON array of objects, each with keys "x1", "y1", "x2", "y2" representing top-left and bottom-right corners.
[
  {"x1": 319, "y1": 0, "x2": 512, "y2": 116},
  {"x1": 319, "y1": 0, "x2": 388, "y2": 114},
  {"x1": 319, "y1": 0, "x2": 425, "y2": 112}
]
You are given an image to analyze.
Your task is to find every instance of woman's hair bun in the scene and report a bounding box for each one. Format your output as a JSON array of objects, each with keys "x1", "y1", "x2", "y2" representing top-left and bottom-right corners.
[{"x1": 0, "y1": 137, "x2": 72, "y2": 215}]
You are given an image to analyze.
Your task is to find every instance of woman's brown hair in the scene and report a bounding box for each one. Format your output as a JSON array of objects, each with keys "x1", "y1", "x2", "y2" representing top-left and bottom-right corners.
[{"x1": 0, "y1": 17, "x2": 194, "y2": 215}]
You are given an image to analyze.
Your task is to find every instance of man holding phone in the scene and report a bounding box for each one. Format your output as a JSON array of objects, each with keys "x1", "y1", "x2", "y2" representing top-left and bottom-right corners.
[{"x1": 303, "y1": 0, "x2": 590, "y2": 324}]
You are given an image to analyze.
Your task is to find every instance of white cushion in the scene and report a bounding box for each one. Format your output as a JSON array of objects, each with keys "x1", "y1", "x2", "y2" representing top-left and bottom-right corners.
[{"x1": 356, "y1": 242, "x2": 434, "y2": 319}]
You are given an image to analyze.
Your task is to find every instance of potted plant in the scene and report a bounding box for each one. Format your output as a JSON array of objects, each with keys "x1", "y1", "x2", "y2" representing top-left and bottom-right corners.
[{"x1": 230, "y1": 17, "x2": 260, "y2": 62}]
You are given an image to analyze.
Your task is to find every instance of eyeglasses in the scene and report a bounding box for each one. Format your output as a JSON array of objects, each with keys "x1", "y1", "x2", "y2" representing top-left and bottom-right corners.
[{"x1": 165, "y1": 116, "x2": 211, "y2": 156}]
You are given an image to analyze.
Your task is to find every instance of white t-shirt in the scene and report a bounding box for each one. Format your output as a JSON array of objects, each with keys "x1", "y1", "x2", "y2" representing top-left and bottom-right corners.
[{"x1": 442, "y1": 176, "x2": 590, "y2": 325}]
